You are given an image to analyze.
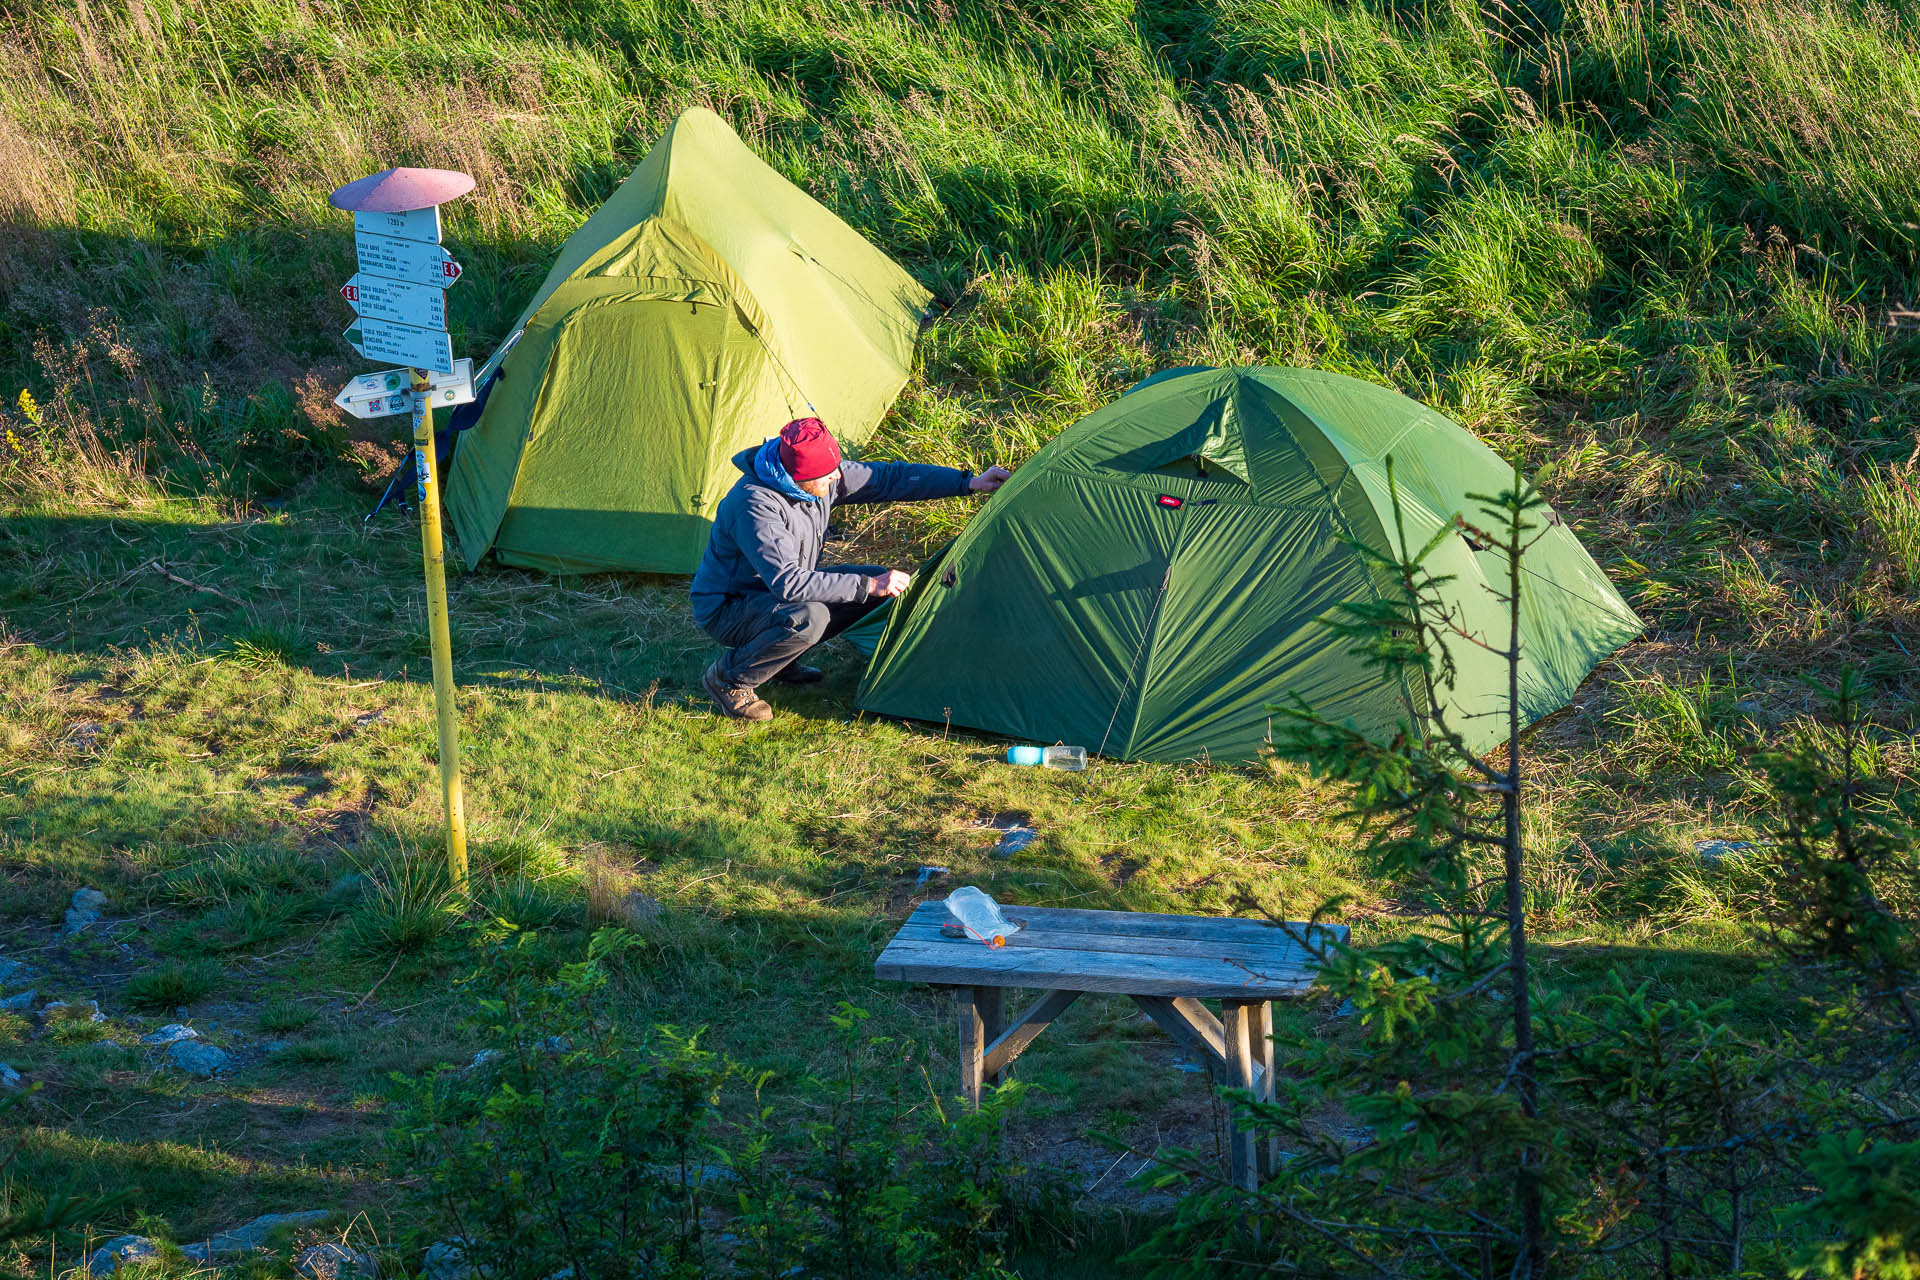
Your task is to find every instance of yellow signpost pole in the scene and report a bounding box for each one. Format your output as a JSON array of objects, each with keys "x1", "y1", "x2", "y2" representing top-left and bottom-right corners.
[
  {"x1": 329, "y1": 165, "x2": 475, "y2": 896},
  {"x1": 410, "y1": 369, "x2": 468, "y2": 893}
]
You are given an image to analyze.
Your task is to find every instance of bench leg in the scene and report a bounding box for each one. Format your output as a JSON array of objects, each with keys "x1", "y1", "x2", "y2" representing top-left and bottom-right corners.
[
  {"x1": 1252, "y1": 1000, "x2": 1277, "y2": 1179},
  {"x1": 958, "y1": 987, "x2": 984, "y2": 1108},
  {"x1": 978, "y1": 985, "x2": 1006, "y2": 1087},
  {"x1": 957, "y1": 985, "x2": 1006, "y2": 1108},
  {"x1": 1222, "y1": 1000, "x2": 1259, "y2": 1191}
]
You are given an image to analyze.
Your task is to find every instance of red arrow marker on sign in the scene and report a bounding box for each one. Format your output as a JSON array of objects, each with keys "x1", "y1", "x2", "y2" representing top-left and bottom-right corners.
[{"x1": 341, "y1": 282, "x2": 360, "y2": 303}]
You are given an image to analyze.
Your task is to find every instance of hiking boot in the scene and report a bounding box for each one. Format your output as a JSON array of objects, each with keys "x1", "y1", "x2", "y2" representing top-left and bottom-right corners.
[
  {"x1": 771, "y1": 663, "x2": 824, "y2": 685},
  {"x1": 703, "y1": 662, "x2": 773, "y2": 722}
]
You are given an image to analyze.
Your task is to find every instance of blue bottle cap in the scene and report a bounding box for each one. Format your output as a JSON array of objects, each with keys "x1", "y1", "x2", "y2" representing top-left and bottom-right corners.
[{"x1": 1006, "y1": 744, "x2": 1045, "y2": 766}]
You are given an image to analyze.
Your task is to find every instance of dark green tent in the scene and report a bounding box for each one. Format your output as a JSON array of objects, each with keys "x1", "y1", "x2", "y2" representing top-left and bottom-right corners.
[{"x1": 854, "y1": 367, "x2": 1642, "y2": 763}]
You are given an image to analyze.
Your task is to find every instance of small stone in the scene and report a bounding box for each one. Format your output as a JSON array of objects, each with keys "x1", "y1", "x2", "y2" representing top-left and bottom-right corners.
[
  {"x1": 422, "y1": 1239, "x2": 474, "y2": 1280},
  {"x1": 0, "y1": 1063, "x2": 21, "y2": 1089},
  {"x1": 326, "y1": 873, "x2": 369, "y2": 904},
  {"x1": 141, "y1": 1023, "x2": 199, "y2": 1047},
  {"x1": 174, "y1": 1006, "x2": 191, "y2": 1020},
  {"x1": 169, "y1": 1040, "x2": 232, "y2": 1077},
  {"x1": 991, "y1": 828, "x2": 1039, "y2": 859},
  {"x1": 180, "y1": 1210, "x2": 335, "y2": 1260},
  {"x1": 618, "y1": 889, "x2": 662, "y2": 925},
  {"x1": 71, "y1": 721, "x2": 104, "y2": 750},
  {"x1": 0, "y1": 957, "x2": 33, "y2": 984},
  {"x1": 0, "y1": 989, "x2": 37, "y2": 1012},
  {"x1": 914, "y1": 864, "x2": 950, "y2": 885},
  {"x1": 294, "y1": 1243, "x2": 378, "y2": 1279},
  {"x1": 466, "y1": 1048, "x2": 503, "y2": 1071},
  {"x1": 84, "y1": 1235, "x2": 160, "y2": 1275},
  {"x1": 538, "y1": 1036, "x2": 570, "y2": 1054},
  {"x1": 1695, "y1": 839, "x2": 1763, "y2": 864},
  {"x1": 262, "y1": 1039, "x2": 291, "y2": 1055},
  {"x1": 72, "y1": 889, "x2": 108, "y2": 912},
  {"x1": 43, "y1": 999, "x2": 106, "y2": 1023}
]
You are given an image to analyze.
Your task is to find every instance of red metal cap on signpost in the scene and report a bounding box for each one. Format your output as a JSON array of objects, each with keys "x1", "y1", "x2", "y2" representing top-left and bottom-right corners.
[{"x1": 329, "y1": 167, "x2": 474, "y2": 213}]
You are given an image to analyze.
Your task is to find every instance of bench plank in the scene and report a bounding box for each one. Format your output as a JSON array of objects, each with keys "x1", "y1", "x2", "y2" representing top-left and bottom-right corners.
[
  {"x1": 876, "y1": 936, "x2": 1317, "y2": 998},
  {"x1": 891, "y1": 920, "x2": 1315, "y2": 967},
  {"x1": 899, "y1": 901, "x2": 1345, "y2": 948}
]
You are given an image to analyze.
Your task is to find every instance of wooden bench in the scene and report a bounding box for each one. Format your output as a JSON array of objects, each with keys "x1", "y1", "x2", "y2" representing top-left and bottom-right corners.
[{"x1": 875, "y1": 901, "x2": 1344, "y2": 1190}]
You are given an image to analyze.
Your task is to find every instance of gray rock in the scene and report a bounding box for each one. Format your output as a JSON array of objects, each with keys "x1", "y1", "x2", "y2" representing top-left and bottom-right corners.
[
  {"x1": 326, "y1": 872, "x2": 370, "y2": 903},
  {"x1": 294, "y1": 1243, "x2": 378, "y2": 1279},
  {"x1": 0, "y1": 957, "x2": 34, "y2": 984},
  {"x1": 422, "y1": 1239, "x2": 474, "y2": 1279},
  {"x1": 538, "y1": 1035, "x2": 570, "y2": 1054},
  {"x1": 991, "y1": 827, "x2": 1039, "y2": 859},
  {"x1": 466, "y1": 1048, "x2": 503, "y2": 1071},
  {"x1": 0, "y1": 1063, "x2": 20, "y2": 1089},
  {"x1": 83, "y1": 1235, "x2": 160, "y2": 1275},
  {"x1": 43, "y1": 999, "x2": 106, "y2": 1023},
  {"x1": 1695, "y1": 839, "x2": 1765, "y2": 864},
  {"x1": 914, "y1": 864, "x2": 950, "y2": 885},
  {"x1": 0, "y1": 989, "x2": 37, "y2": 1012},
  {"x1": 180, "y1": 1210, "x2": 336, "y2": 1260},
  {"x1": 169, "y1": 1040, "x2": 232, "y2": 1077},
  {"x1": 141, "y1": 1023, "x2": 199, "y2": 1047},
  {"x1": 618, "y1": 889, "x2": 662, "y2": 925},
  {"x1": 70, "y1": 721, "x2": 104, "y2": 750},
  {"x1": 65, "y1": 887, "x2": 108, "y2": 933}
]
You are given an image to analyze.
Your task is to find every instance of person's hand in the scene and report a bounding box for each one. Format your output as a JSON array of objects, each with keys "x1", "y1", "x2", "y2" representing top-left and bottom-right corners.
[
  {"x1": 969, "y1": 465, "x2": 1012, "y2": 494},
  {"x1": 868, "y1": 569, "x2": 912, "y2": 598}
]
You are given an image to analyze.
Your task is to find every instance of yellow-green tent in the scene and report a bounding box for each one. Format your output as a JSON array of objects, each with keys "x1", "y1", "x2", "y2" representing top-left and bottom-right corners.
[{"x1": 445, "y1": 108, "x2": 933, "y2": 574}]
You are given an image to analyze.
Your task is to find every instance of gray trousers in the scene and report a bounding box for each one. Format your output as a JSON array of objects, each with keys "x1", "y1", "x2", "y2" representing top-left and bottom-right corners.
[{"x1": 698, "y1": 567, "x2": 886, "y2": 690}]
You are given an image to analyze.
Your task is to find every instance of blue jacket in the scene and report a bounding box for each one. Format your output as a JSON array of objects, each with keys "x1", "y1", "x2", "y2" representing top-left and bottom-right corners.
[{"x1": 689, "y1": 442, "x2": 972, "y2": 625}]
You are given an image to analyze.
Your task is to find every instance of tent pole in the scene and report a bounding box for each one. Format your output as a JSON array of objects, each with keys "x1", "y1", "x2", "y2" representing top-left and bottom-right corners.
[{"x1": 410, "y1": 368, "x2": 469, "y2": 893}]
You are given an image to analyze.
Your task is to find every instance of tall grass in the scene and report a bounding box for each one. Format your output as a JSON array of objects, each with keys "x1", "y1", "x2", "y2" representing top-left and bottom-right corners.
[{"x1": 2, "y1": 0, "x2": 1918, "y2": 705}]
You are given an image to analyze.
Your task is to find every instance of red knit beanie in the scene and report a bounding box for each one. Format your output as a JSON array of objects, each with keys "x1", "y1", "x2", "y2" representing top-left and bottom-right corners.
[{"x1": 777, "y1": 417, "x2": 842, "y2": 482}]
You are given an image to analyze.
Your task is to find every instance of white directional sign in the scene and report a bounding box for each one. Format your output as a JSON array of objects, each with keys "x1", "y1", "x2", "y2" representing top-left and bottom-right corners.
[
  {"x1": 355, "y1": 231, "x2": 463, "y2": 289},
  {"x1": 332, "y1": 359, "x2": 474, "y2": 419},
  {"x1": 353, "y1": 206, "x2": 441, "y2": 244},
  {"x1": 340, "y1": 273, "x2": 448, "y2": 330},
  {"x1": 343, "y1": 317, "x2": 455, "y2": 374}
]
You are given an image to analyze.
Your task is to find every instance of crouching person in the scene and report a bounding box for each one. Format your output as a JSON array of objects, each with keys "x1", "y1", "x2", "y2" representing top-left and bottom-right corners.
[{"x1": 690, "y1": 417, "x2": 1009, "y2": 721}]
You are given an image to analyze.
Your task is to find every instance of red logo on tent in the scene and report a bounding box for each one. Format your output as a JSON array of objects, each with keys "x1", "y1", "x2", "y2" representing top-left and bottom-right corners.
[{"x1": 1156, "y1": 494, "x2": 1183, "y2": 508}]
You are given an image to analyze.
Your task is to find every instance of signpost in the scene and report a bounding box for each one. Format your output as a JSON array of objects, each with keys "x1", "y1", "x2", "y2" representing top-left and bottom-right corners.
[
  {"x1": 353, "y1": 232, "x2": 464, "y2": 288},
  {"x1": 329, "y1": 165, "x2": 475, "y2": 894},
  {"x1": 333, "y1": 359, "x2": 473, "y2": 420},
  {"x1": 342, "y1": 316, "x2": 455, "y2": 374},
  {"x1": 341, "y1": 274, "x2": 450, "y2": 330}
]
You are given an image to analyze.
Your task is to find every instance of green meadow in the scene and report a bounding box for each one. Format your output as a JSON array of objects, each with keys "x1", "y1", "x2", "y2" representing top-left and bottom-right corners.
[{"x1": 2, "y1": 0, "x2": 1917, "y2": 1272}]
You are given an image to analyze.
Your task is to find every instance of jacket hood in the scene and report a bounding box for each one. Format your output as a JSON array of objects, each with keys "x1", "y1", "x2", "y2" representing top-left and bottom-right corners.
[{"x1": 733, "y1": 440, "x2": 820, "y2": 503}]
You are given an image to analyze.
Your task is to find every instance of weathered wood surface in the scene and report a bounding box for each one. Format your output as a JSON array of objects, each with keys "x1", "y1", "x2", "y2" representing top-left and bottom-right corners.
[
  {"x1": 1222, "y1": 1001, "x2": 1259, "y2": 1190},
  {"x1": 876, "y1": 902, "x2": 1339, "y2": 999},
  {"x1": 957, "y1": 987, "x2": 987, "y2": 1107}
]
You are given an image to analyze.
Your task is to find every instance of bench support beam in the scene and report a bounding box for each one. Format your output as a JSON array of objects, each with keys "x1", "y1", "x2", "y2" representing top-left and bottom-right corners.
[{"x1": 983, "y1": 988, "x2": 1081, "y2": 1079}]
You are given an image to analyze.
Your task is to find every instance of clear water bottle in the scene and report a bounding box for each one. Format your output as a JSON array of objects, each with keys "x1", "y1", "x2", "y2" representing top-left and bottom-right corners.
[
  {"x1": 943, "y1": 886, "x2": 1018, "y2": 948},
  {"x1": 1005, "y1": 745, "x2": 1088, "y2": 771}
]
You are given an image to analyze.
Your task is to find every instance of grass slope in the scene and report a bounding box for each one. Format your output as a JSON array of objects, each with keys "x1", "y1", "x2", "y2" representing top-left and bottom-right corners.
[{"x1": 2, "y1": 0, "x2": 1918, "y2": 1270}]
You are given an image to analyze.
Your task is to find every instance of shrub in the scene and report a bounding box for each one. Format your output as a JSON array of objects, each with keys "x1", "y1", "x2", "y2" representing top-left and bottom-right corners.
[
  {"x1": 390, "y1": 928, "x2": 1037, "y2": 1280},
  {"x1": 121, "y1": 960, "x2": 222, "y2": 1011},
  {"x1": 336, "y1": 855, "x2": 460, "y2": 961}
]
